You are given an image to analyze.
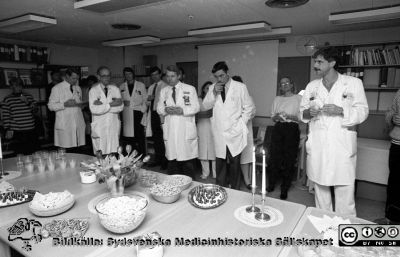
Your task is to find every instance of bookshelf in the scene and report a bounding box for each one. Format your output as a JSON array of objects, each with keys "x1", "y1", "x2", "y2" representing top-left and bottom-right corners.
[{"x1": 336, "y1": 42, "x2": 400, "y2": 115}]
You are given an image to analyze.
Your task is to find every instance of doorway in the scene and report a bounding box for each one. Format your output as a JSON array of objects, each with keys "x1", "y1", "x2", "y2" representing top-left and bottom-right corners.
[
  {"x1": 277, "y1": 57, "x2": 311, "y2": 94},
  {"x1": 176, "y1": 61, "x2": 198, "y2": 90}
]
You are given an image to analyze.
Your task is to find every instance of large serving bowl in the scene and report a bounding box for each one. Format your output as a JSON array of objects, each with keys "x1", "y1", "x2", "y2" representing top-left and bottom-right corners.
[
  {"x1": 150, "y1": 184, "x2": 181, "y2": 204},
  {"x1": 95, "y1": 192, "x2": 148, "y2": 234},
  {"x1": 162, "y1": 174, "x2": 192, "y2": 191}
]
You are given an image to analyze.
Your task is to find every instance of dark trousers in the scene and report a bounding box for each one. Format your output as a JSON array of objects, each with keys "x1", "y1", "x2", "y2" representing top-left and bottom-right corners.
[
  {"x1": 122, "y1": 110, "x2": 146, "y2": 155},
  {"x1": 268, "y1": 122, "x2": 300, "y2": 192},
  {"x1": 167, "y1": 159, "x2": 195, "y2": 179},
  {"x1": 151, "y1": 110, "x2": 167, "y2": 165},
  {"x1": 216, "y1": 147, "x2": 241, "y2": 190},
  {"x1": 386, "y1": 143, "x2": 400, "y2": 223},
  {"x1": 13, "y1": 129, "x2": 38, "y2": 155}
]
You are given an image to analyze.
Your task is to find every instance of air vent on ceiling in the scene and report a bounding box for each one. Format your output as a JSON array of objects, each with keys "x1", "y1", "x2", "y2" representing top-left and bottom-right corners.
[
  {"x1": 265, "y1": 0, "x2": 309, "y2": 8},
  {"x1": 74, "y1": 0, "x2": 170, "y2": 13},
  {"x1": 111, "y1": 24, "x2": 141, "y2": 30}
]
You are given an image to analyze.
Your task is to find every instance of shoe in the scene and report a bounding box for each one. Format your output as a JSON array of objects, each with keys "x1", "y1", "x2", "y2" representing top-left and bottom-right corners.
[
  {"x1": 280, "y1": 191, "x2": 288, "y2": 200},
  {"x1": 267, "y1": 185, "x2": 275, "y2": 192},
  {"x1": 200, "y1": 175, "x2": 208, "y2": 180},
  {"x1": 246, "y1": 184, "x2": 252, "y2": 190}
]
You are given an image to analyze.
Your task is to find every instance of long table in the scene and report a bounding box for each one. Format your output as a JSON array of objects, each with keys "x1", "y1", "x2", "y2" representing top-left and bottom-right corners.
[{"x1": 0, "y1": 154, "x2": 307, "y2": 257}]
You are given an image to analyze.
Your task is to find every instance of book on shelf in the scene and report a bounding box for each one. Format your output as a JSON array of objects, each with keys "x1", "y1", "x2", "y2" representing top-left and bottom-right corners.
[
  {"x1": 387, "y1": 68, "x2": 396, "y2": 88},
  {"x1": 380, "y1": 68, "x2": 388, "y2": 87},
  {"x1": 394, "y1": 68, "x2": 400, "y2": 88},
  {"x1": 363, "y1": 69, "x2": 380, "y2": 88}
]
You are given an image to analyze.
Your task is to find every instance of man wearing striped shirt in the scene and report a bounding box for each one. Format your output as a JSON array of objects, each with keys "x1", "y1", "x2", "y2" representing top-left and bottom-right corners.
[{"x1": 2, "y1": 77, "x2": 37, "y2": 154}]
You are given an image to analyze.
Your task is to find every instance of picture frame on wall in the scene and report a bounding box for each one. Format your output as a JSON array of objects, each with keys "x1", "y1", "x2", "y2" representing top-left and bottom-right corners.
[
  {"x1": 19, "y1": 69, "x2": 32, "y2": 86},
  {"x1": 3, "y1": 68, "x2": 18, "y2": 85}
]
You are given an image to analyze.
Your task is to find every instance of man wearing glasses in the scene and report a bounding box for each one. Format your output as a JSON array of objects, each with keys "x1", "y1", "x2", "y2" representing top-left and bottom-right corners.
[{"x1": 89, "y1": 66, "x2": 124, "y2": 154}]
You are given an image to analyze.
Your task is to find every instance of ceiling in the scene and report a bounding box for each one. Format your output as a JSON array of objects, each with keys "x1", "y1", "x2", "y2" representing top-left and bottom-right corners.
[{"x1": 1, "y1": 0, "x2": 400, "y2": 47}]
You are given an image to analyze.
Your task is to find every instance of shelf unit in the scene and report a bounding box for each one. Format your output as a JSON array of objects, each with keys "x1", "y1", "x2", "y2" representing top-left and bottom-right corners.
[{"x1": 336, "y1": 42, "x2": 400, "y2": 115}]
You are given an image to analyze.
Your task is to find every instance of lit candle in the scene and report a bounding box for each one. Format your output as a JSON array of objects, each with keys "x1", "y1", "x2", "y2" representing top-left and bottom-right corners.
[
  {"x1": 261, "y1": 149, "x2": 266, "y2": 195},
  {"x1": 0, "y1": 137, "x2": 3, "y2": 159},
  {"x1": 252, "y1": 146, "x2": 256, "y2": 188}
]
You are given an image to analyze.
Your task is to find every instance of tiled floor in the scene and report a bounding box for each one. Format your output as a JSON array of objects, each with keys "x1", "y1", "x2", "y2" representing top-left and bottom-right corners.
[{"x1": 150, "y1": 163, "x2": 386, "y2": 222}]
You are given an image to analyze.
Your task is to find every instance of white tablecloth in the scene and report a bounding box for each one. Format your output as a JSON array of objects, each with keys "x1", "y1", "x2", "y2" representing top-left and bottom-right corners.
[{"x1": 356, "y1": 138, "x2": 390, "y2": 185}]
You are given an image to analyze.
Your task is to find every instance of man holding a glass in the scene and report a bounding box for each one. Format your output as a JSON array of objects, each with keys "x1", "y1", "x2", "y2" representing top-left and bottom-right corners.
[{"x1": 300, "y1": 46, "x2": 369, "y2": 216}]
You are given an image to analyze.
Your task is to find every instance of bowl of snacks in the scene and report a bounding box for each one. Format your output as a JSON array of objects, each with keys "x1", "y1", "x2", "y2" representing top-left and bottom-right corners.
[
  {"x1": 150, "y1": 184, "x2": 181, "y2": 204},
  {"x1": 29, "y1": 190, "x2": 75, "y2": 217},
  {"x1": 163, "y1": 174, "x2": 192, "y2": 191},
  {"x1": 95, "y1": 192, "x2": 148, "y2": 234}
]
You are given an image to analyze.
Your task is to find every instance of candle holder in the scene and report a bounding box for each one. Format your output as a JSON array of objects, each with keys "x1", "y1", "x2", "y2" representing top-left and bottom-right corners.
[
  {"x1": 255, "y1": 193, "x2": 270, "y2": 222},
  {"x1": 246, "y1": 185, "x2": 260, "y2": 213}
]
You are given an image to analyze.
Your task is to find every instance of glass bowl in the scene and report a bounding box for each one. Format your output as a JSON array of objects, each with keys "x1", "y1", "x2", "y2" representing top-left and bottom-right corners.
[{"x1": 95, "y1": 192, "x2": 148, "y2": 234}]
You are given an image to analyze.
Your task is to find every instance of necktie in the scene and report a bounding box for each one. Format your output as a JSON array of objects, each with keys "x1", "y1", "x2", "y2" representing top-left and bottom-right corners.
[
  {"x1": 70, "y1": 85, "x2": 74, "y2": 94},
  {"x1": 128, "y1": 82, "x2": 134, "y2": 96},
  {"x1": 104, "y1": 86, "x2": 108, "y2": 97},
  {"x1": 151, "y1": 82, "x2": 158, "y2": 110},
  {"x1": 221, "y1": 85, "x2": 226, "y2": 102},
  {"x1": 172, "y1": 86, "x2": 176, "y2": 103}
]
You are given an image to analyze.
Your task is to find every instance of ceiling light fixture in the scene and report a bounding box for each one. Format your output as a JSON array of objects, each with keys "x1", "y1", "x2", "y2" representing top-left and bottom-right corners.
[
  {"x1": 188, "y1": 22, "x2": 271, "y2": 37},
  {"x1": 102, "y1": 36, "x2": 160, "y2": 47},
  {"x1": 329, "y1": 4, "x2": 400, "y2": 25},
  {"x1": 265, "y1": 0, "x2": 309, "y2": 9},
  {"x1": 0, "y1": 13, "x2": 57, "y2": 33},
  {"x1": 74, "y1": 0, "x2": 170, "y2": 13}
]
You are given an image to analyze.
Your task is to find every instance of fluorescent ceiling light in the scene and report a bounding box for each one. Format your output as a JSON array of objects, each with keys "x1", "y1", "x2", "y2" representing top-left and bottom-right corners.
[
  {"x1": 102, "y1": 36, "x2": 160, "y2": 47},
  {"x1": 146, "y1": 27, "x2": 291, "y2": 47},
  {"x1": 74, "y1": 0, "x2": 170, "y2": 13},
  {"x1": 329, "y1": 5, "x2": 400, "y2": 25},
  {"x1": 0, "y1": 14, "x2": 56, "y2": 33},
  {"x1": 188, "y1": 22, "x2": 271, "y2": 37}
]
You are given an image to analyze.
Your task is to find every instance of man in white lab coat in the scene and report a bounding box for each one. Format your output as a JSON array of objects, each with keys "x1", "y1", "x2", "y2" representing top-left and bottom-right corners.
[
  {"x1": 157, "y1": 65, "x2": 199, "y2": 179},
  {"x1": 89, "y1": 66, "x2": 124, "y2": 154},
  {"x1": 48, "y1": 68, "x2": 86, "y2": 151},
  {"x1": 146, "y1": 66, "x2": 168, "y2": 169},
  {"x1": 202, "y1": 61, "x2": 255, "y2": 190},
  {"x1": 300, "y1": 46, "x2": 369, "y2": 216},
  {"x1": 120, "y1": 67, "x2": 147, "y2": 155}
]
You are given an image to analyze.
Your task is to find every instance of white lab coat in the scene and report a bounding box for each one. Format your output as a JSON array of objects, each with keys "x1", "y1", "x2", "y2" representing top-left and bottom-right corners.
[
  {"x1": 120, "y1": 81, "x2": 147, "y2": 137},
  {"x1": 197, "y1": 98, "x2": 215, "y2": 160},
  {"x1": 202, "y1": 79, "x2": 255, "y2": 158},
  {"x1": 48, "y1": 80, "x2": 86, "y2": 148},
  {"x1": 146, "y1": 80, "x2": 168, "y2": 137},
  {"x1": 300, "y1": 74, "x2": 369, "y2": 186},
  {"x1": 157, "y1": 82, "x2": 200, "y2": 161},
  {"x1": 89, "y1": 83, "x2": 124, "y2": 154}
]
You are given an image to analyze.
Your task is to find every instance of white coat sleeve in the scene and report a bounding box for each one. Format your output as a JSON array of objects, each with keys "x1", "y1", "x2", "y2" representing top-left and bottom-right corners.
[
  {"x1": 157, "y1": 88, "x2": 167, "y2": 116},
  {"x1": 201, "y1": 84, "x2": 216, "y2": 111},
  {"x1": 48, "y1": 86, "x2": 65, "y2": 112},
  {"x1": 240, "y1": 85, "x2": 255, "y2": 125},
  {"x1": 299, "y1": 85, "x2": 312, "y2": 123},
  {"x1": 271, "y1": 97, "x2": 278, "y2": 117},
  {"x1": 341, "y1": 79, "x2": 369, "y2": 127},
  {"x1": 109, "y1": 86, "x2": 124, "y2": 114},
  {"x1": 89, "y1": 88, "x2": 110, "y2": 115},
  {"x1": 182, "y1": 87, "x2": 200, "y2": 116}
]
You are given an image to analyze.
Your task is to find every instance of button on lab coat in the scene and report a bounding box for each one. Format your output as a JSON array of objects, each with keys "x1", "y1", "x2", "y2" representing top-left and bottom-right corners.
[
  {"x1": 157, "y1": 82, "x2": 200, "y2": 161},
  {"x1": 48, "y1": 80, "x2": 85, "y2": 148},
  {"x1": 202, "y1": 79, "x2": 255, "y2": 158},
  {"x1": 300, "y1": 74, "x2": 369, "y2": 186},
  {"x1": 120, "y1": 81, "x2": 147, "y2": 137},
  {"x1": 89, "y1": 83, "x2": 124, "y2": 154}
]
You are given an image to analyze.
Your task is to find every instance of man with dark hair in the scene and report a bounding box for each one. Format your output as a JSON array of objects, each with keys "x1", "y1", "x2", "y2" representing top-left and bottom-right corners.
[
  {"x1": 3, "y1": 77, "x2": 38, "y2": 154},
  {"x1": 146, "y1": 66, "x2": 168, "y2": 169},
  {"x1": 300, "y1": 46, "x2": 369, "y2": 216},
  {"x1": 202, "y1": 61, "x2": 255, "y2": 189},
  {"x1": 89, "y1": 66, "x2": 123, "y2": 154},
  {"x1": 157, "y1": 65, "x2": 199, "y2": 178},
  {"x1": 120, "y1": 67, "x2": 147, "y2": 155},
  {"x1": 48, "y1": 68, "x2": 86, "y2": 152}
]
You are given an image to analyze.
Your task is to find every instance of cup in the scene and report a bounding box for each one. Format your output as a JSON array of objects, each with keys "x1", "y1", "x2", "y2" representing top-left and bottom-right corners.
[
  {"x1": 59, "y1": 157, "x2": 67, "y2": 170},
  {"x1": 69, "y1": 159, "x2": 76, "y2": 169},
  {"x1": 25, "y1": 162, "x2": 34, "y2": 172},
  {"x1": 47, "y1": 160, "x2": 55, "y2": 172},
  {"x1": 38, "y1": 162, "x2": 46, "y2": 172},
  {"x1": 16, "y1": 154, "x2": 24, "y2": 167}
]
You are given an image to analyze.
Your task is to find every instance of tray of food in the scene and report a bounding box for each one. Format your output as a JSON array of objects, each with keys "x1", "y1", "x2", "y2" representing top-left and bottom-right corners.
[
  {"x1": 188, "y1": 184, "x2": 227, "y2": 209},
  {"x1": 41, "y1": 218, "x2": 89, "y2": 238},
  {"x1": 0, "y1": 189, "x2": 37, "y2": 208},
  {"x1": 29, "y1": 190, "x2": 75, "y2": 217}
]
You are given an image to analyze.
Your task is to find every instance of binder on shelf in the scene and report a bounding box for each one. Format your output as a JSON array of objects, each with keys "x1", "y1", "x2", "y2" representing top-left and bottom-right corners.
[
  {"x1": 363, "y1": 69, "x2": 380, "y2": 88},
  {"x1": 394, "y1": 68, "x2": 400, "y2": 88},
  {"x1": 387, "y1": 68, "x2": 396, "y2": 88},
  {"x1": 380, "y1": 68, "x2": 388, "y2": 87}
]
